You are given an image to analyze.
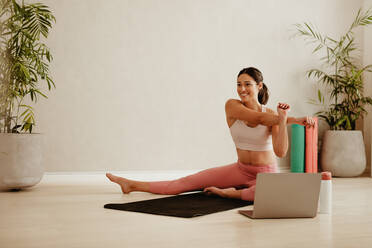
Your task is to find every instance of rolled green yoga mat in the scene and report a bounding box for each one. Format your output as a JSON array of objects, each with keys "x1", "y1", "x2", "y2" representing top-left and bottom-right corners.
[{"x1": 291, "y1": 124, "x2": 305, "y2": 173}]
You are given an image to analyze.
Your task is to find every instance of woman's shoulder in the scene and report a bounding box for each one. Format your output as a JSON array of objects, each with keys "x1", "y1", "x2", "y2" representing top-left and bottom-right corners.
[
  {"x1": 225, "y1": 98, "x2": 243, "y2": 113},
  {"x1": 225, "y1": 98, "x2": 242, "y2": 105}
]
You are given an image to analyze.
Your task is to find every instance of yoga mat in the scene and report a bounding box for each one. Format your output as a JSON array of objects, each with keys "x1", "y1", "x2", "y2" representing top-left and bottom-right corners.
[
  {"x1": 305, "y1": 121, "x2": 314, "y2": 173},
  {"x1": 313, "y1": 117, "x2": 318, "y2": 173},
  {"x1": 104, "y1": 192, "x2": 253, "y2": 218},
  {"x1": 290, "y1": 124, "x2": 305, "y2": 173},
  {"x1": 305, "y1": 117, "x2": 318, "y2": 173}
]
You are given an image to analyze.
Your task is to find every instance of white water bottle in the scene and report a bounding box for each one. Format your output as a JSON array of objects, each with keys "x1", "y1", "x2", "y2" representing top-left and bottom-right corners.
[{"x1": 318, "y1": 171, "x2": 332, "y2": 214}]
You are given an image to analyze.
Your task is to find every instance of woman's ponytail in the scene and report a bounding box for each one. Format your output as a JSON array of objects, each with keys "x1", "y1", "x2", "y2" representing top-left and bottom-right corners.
[{"x1": 258, "y1": 82, "x2": 269, "y2": 105}]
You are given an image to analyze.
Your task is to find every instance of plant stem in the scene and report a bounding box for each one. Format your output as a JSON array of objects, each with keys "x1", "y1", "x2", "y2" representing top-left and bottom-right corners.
[
  {"x1": 15, "y1": 97, "x2": 22, "y2": 128},
  {"x1": 6, "y1": 106, "x2": 11, "y2": 133},
  {"x1": 335, "y1": 60, "x2": 338, "y2": 106}
]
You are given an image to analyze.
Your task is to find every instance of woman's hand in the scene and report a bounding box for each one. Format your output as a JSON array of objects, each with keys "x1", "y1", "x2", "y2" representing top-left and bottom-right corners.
[
  {"x1": 203, "y1": 186, "x2": 241, "y2": 199},
  {"x1": 294, "y1": 116, "x2": 316, "y2": 127},
  {"x1": 277, "y1": 102, "x2": 290, "y2": 122}
]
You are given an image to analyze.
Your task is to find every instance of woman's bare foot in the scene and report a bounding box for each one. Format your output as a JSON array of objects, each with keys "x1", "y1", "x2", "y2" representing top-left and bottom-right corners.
[{"x1": 106, "y1": 173, "x2": 135, "y2": 194}]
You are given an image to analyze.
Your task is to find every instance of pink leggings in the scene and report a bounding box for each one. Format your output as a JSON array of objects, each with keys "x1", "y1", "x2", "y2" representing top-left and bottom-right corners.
[{"x1": 148, "y1": 160, "x2": 278, "y2": 201}]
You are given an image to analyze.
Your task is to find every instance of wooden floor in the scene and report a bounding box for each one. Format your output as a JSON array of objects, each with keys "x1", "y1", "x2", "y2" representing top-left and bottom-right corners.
[{"x1": 1, "y1": 173, "x2": 372, "y2": 248}]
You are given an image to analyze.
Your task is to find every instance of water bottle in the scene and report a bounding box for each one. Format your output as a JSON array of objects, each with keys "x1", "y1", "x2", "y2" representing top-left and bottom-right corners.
[{"x1": 318, "y1": 171, "x2": 332, "y2": 214}]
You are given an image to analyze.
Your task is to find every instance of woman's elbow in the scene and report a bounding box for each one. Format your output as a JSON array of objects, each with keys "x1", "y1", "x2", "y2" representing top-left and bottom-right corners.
[{"x1": 274, "y1": 149, "x2": 288, "y2": 158}]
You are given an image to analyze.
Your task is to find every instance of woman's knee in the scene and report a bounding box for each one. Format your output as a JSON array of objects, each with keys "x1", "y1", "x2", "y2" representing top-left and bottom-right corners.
[{"x1": 163, "y1": 176, "x2": 197, "y2": 194}]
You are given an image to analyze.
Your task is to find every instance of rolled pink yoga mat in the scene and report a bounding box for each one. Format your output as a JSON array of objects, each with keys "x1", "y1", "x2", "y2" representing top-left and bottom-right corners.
[{"x1": 305, "y1": 117, "x2": 318, "y2": 173}]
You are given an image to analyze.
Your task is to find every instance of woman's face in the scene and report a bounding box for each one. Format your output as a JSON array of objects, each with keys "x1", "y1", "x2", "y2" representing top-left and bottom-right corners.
[{"x1": 237, "y1": 73, "x2": 262, "y2": 102}]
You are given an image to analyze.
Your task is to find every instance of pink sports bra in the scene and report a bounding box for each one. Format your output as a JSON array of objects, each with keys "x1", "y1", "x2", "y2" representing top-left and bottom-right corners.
[{"x1": 229, "y1": 105, "x2": 273, "y2": 151}]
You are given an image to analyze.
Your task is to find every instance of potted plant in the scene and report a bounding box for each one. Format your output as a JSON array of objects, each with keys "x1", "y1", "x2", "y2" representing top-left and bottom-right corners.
[
  {"x1": 294, "y1": 8, "x2": 372, "y2": 177},
  {"x1": 0, "y1": 0, "x2": 55, "y2": 190}
]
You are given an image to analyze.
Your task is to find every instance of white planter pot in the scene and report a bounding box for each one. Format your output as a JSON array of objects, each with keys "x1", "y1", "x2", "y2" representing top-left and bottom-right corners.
[
  {"x1": 321, "y1": 130, "x2": 366, "y2": 177},
  {"x1": 0, "y1": 133, "x2": 44, "y2": 191}
]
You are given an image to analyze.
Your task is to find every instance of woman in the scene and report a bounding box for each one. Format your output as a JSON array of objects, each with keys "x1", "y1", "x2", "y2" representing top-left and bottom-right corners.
[{"x1": 106, "y1": 67, "x2": 315, "y2": 201}]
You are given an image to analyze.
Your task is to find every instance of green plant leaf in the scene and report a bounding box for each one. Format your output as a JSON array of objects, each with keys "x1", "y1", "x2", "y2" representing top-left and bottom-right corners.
[
  {"x1": 318, "y1": 89, "x2": 322, "y2": 102},
  {"x1": 345, "y1": 116, "x2": 352, "y2": 130},
  {"x1": 34, "y1": 89, "x2": 47, "y2": 99},
  {"x1": 19, "y1": 104, "x2": 34, "y2": 110}
]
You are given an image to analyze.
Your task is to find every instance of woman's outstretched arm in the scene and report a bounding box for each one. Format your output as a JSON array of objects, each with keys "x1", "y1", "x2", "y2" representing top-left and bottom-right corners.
[{"x1": 225, "y1": 99, "x2": 308, "y2": 127}]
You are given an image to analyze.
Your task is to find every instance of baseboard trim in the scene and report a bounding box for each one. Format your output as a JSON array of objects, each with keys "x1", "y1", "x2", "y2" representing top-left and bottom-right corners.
[
  {"x1": 45, "y1": 167, "x2": 290, "y2": 180},
  {"x1": 44, "y1": 170, "x2": 202, "y2": 181}
]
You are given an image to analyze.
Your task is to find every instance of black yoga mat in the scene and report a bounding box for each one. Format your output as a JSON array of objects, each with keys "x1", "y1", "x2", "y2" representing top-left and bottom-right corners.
[{"x1": 104, "y1": 192, "x2": 253, "y2": 218}]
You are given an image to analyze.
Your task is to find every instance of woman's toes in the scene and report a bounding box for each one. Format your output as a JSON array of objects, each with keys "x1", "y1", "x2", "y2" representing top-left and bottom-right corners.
[
  {"x1": 106, "y1": 173, "x2": 121, "y2": 183},
  {"x1": 106, "y1": 173, "x2": 115, "y2": 182}
]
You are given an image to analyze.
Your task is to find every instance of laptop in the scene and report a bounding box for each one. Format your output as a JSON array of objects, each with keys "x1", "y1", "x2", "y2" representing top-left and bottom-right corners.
[{"x1": 238, "y1": 173, "x2": 321, "y2": 219}]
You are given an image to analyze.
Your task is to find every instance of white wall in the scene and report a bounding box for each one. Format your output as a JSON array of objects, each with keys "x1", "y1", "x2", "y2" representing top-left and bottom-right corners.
[{"x1": 33, "y1": 0, "x2": 366, "y2": 172}]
